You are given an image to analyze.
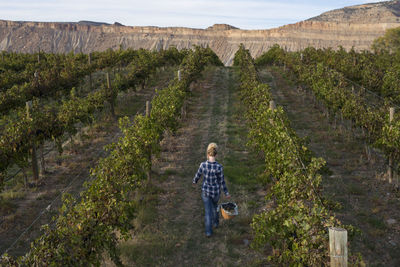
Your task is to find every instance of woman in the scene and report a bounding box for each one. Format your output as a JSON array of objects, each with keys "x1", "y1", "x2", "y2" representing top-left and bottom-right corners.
[{"x1": 192, "y1": 143, "x2": 230, "y2": 237}]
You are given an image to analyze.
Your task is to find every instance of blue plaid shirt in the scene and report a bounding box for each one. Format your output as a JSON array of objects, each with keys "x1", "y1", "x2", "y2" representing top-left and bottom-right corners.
[{"x1": 193, "y1": 160, "x2": 229, "y2": 198}]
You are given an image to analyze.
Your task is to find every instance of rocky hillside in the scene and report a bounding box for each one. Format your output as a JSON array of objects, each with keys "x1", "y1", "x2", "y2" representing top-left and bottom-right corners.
[
  {"x1": 1, "y1": 1, "x2": 400, "y2": 65},
  {"x1": 308, "y1": 0, "x2": 400, "y2": 23}
]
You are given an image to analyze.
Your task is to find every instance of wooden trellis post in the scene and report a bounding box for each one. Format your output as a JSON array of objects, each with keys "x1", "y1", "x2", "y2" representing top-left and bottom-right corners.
[
  {"x1": 106, "y1": 72, "x2": 115, "y2": 117},
  {"x1": 106, "y1": 72, "x2": 111, "y2": 88},
  {"x1": 146, "y1": 101, "x2": 152, "y2": 182},
  {"x1": 146, "y1": 101, "x2": 150, "y2": 117},
  {"x1": 269, "y1": 100, "x2": 276, "y2": 111},
  {"x1": 269, "y1": 100, "x2": 276, "y2": 124},
  {"x1": 178, "y1": 70, "x2": 185, "y2": 116},
  {"x1": 389, "y1": 107, "x2": 395, "y2": 183},
  {"x1": 88, "y1": 53, "x2": 92, "y2": 91},
  {"x1": 39, "y1": 145, "x2": 46, "y2": 175},
  {"x1": 329, "y1": 227, "x2": 348, "y2": 267},
  {"x1": 26, "y1": 101, "x2": 39, "y2": 182},
  {"x1": 181, "y1": 100, "x2": 187, "y2": 120}
]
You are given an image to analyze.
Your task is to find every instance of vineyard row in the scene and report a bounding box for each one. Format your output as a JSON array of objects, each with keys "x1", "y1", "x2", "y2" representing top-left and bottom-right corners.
[
  {"x1": 0, "y1": 46, "x2": 222, "y2": 266},
  {"x1": 0, "y1": 48, "x2": 187, "y2": 190},
  {"x1": 257, "y1": 45, "x2": 399, "y2": 184},
  {"x1": 233, "y1": 44, "x2": 347, "y2": 265}
]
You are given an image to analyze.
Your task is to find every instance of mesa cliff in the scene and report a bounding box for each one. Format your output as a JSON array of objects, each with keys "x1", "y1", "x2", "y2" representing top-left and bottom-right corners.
[{"x1": 1, "y1": 1, "x2": 400, "y2": 65}]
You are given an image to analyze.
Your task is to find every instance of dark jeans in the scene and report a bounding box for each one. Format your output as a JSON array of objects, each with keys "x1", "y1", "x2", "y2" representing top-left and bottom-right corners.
[{"x1": 201, "y1": 191, "x2": 220, "y2": 236}]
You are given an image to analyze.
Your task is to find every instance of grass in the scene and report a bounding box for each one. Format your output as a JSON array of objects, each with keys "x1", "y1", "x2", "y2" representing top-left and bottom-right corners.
[
  {"x1": 347, "y1": 183, "x2": 366, "y2": 195},
  {"x1": 208, "y1": 71, "x2": 224, "y2": 141},
  {"x1": 119, "y1": 233, "x2": 177, "y2": 265},
  {"x1": 163, "y1": 168, "x2": 179, "y2": 176},
  {"x1": 0, "y1": 197, "x2": 18, "y2": 215},
  {"x1": 366, "y1": 217, "x2": 386, "y2": 230},
  {"x1": 224, "y1": 70, "x2": 265, "y2": 190},
  {"x1": 257, "y1": 70, "x2": 273, "y2": 83},
  {"x1": 115, "y1": 66, "x2": 176, "y2": 117},
  {"x1": 116, "y1": 93, "x2": 145, "y2": 116},
  {"x1": 0, "y1": 190, "x2": 26, "y2": 200},
  {"x1": 118, "y1": 180, "x2": 178, "y2": 265},
  {"x1": 35, "y1": 190, "x2": 59, "y2": 201},
  {"x1": 4, "y1": 176, "x2": 26, "y2": 193},
  {"x1": 224, "y1": 153, "x2": 264, "y2": 188},
  {"x1": 130, "y1": 183, "x2": 165, "y2": 229}
]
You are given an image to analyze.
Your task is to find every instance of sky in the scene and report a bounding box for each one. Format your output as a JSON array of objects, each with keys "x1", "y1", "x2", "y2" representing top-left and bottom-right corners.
[{"x1": 0, "y1": 0, "x2": 391, "y2": 30}]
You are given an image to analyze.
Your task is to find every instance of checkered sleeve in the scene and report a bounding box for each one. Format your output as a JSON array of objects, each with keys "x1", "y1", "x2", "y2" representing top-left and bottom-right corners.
[
  {"x1": 219, "y1": 166, "x2": 229, "y2": 196},
  {"x1": 193, "y1": 163, "x2": 203, "y2": 184}
]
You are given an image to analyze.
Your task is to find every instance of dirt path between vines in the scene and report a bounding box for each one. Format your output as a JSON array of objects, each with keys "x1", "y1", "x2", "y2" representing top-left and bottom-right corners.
[
  {"x1": 111, "y1": 67, "x2": 266, "y2": 266},
  {"x1": 0, "y1": 67, "x2": 176, "y2": 257},
  {"x1": 262, "y1": 67, "x2": 400, "y2": 266}
]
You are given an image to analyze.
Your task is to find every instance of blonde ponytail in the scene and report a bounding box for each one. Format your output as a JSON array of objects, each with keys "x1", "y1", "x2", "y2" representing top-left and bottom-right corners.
[{"x1": 207, "y1": 143, "x2": 218, "y2": 157}]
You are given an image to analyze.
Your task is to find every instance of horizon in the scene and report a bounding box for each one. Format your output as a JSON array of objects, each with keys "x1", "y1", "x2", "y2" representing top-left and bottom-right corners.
[{"x1": 0, "y1": 0, "x2": 391, "y2": 30}]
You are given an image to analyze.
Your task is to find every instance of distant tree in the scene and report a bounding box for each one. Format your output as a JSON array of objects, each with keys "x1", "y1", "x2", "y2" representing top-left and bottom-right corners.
[
  {"x1": 254, "y1": 44, "x2": 286, "y2": 66},
  {"x1": 372, "y1": 26, "x2": 400, "y2": 53}
]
